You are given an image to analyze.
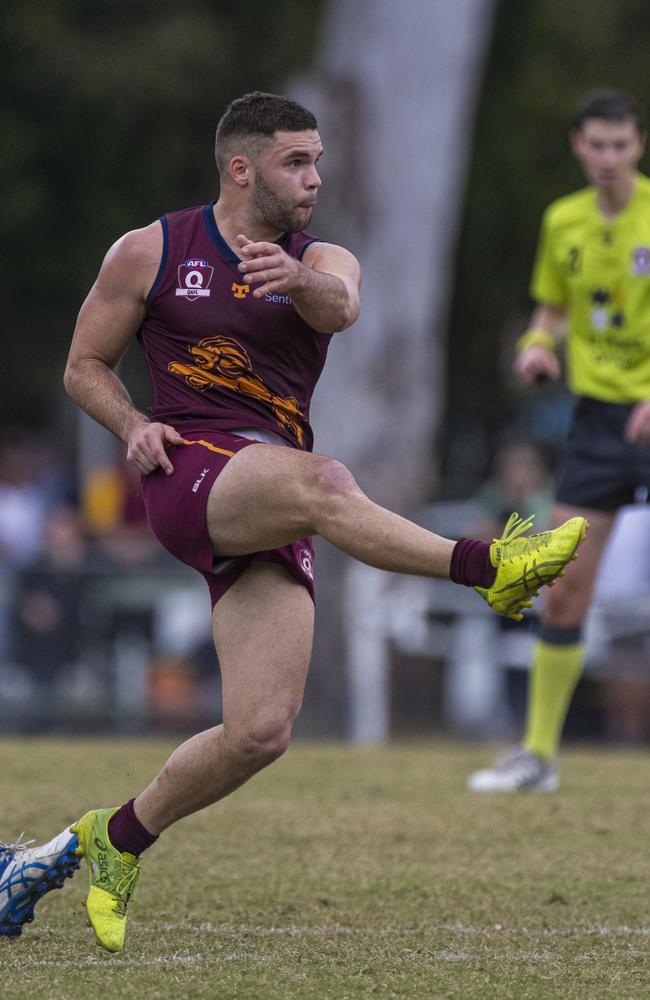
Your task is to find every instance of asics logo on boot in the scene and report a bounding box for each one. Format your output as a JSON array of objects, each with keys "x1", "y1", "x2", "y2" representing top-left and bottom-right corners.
[{"x1": 93, "y1": 837, "x2": 109, "y2": 885}]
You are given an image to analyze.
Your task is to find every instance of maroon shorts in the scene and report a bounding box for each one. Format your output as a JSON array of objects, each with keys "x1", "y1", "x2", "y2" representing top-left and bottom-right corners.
[{"x1": 140, "y1": 429, "x2": 315, "y2": 607}]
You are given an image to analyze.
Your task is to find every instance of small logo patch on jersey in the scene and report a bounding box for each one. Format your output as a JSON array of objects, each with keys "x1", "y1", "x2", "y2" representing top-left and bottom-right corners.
[
  {"x1": 632, "y1": 246, "x2": 650, "y2": 276},
  {"x1": 177, "y1": 259, "x2": 214, "y2": 300},
  {"x1": 231, "y1": 282, "x2": 250, "y2": 299}
]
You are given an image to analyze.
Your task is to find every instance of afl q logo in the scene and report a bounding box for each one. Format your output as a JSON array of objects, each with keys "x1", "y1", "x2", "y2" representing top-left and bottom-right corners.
[{"x1": 176, "y1": 258, "x2": 214, "y2": 300}]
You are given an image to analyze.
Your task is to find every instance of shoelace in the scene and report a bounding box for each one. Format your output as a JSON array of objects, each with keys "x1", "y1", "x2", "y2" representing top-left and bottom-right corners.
[
  {"x1": 0, "y1": 834, "x2": 36, "y2": 860},
  {"x1": 493, "y1": 512, "x2": 535, "y2": 547},
  {"x1": 115, "y1": 861, "x2": 140, "y2": 901}
]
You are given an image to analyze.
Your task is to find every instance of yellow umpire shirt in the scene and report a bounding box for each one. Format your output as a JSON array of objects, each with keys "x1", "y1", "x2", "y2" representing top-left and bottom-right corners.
[{"x1": 531, "y1": 172, "x2": 650, "y2": 403}]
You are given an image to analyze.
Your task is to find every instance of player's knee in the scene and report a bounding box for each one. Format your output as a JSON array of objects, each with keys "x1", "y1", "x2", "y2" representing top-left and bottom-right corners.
[
  {"x1": 229, "y1": 716, "x2": 294, "y2": 769},
  {"x1": 543, "y1": 578, "x2": 590, "y2": 627},
  {"x1": 305, "y1": 457, "x2": 359, "y2": 525}
]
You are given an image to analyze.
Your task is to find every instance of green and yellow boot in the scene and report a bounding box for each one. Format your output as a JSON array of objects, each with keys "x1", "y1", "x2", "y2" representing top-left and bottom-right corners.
[
  {"x1": 72, "y1": 808, "x2": 140, "y2": 953},
  {"x1": 475, "y1": 512, "x2": 588, "y2": 620}
]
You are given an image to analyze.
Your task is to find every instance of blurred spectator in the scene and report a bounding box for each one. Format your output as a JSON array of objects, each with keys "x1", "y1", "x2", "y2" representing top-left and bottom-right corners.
[
  {"x1": 0, "y1": 439, "x2": 49, "y2": 569},
  {"x1": 82, "y1": 461, "x2": 160, "y2": 567},
  {"x1": 473, "y1": 439, "x2": 553, "y2": 540},
  {"x1": 11, "y1": 505, "x2": 89, "y2": 694}
]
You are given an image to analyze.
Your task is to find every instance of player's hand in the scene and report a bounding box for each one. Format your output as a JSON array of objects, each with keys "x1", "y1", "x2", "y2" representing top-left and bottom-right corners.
[
  {"x1": 625, "y1": 400, "x2": 650, "y2": 446},
  {"x1": 513, "y1": 346, "x2": 561, "y2": 385},
  {"x1": 126, "y1": 421, "x2": 184, "y2": 475},
  {"x1": 236, "y1": 233, "x2": 305, "y2": 298}
]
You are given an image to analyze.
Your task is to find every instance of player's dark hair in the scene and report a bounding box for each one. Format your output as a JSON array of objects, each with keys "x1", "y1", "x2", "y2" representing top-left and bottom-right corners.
[
  {"x1": 571, "y1": 89, "x2": 646, "y2": 135},
  {"x1": 215, "y1": 91, "x2": 318, "y2": 174}
]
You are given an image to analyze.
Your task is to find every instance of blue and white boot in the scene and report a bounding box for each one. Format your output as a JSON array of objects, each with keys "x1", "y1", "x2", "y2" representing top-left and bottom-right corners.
[{"x1": 0, "y1": 828, "x2": 80, "y2": 938}]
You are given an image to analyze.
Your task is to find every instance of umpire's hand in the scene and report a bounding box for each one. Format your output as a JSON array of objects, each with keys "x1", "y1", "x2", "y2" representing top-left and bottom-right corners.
[{"x1": 513, "y1": 346, "x2": 562, "y2": 384}]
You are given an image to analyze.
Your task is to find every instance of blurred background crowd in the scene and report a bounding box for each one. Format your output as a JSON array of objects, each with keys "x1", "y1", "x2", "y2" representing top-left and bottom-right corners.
[
  {"x1": 2, "y1": 0, "x2": 650, "y2": 742},
  {"x1": 0, "y1": 432, "x2": 218, "y2": 733}
]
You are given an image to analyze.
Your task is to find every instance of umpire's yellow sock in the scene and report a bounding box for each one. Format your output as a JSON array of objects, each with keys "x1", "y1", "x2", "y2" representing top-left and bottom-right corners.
[{"x1": 523, "y1": 637, "x2": 585, "y2": 761}]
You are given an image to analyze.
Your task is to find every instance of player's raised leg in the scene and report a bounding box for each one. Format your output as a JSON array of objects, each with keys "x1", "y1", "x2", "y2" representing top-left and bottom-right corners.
[
  {"x1": 205, "y1": 443, "x2": 588, "y2": 619},
  {"x1": 73, "y1": 562, "x2": 314, "y2": 952}
]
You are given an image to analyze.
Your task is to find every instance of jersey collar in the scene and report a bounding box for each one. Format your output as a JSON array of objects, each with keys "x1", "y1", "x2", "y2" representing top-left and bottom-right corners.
[{"x1": 203, "y1": 202, "x2": 290, "y2": 269}]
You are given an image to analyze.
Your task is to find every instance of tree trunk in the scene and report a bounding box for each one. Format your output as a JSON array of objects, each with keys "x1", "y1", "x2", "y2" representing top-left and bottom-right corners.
[{"x1": 291, "y1": 0, "x2": 495, "y2": 737}]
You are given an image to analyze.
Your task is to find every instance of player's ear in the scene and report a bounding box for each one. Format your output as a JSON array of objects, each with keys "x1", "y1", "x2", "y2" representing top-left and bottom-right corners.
[{"x1": 229, "y1": 155, "x2": 253, "y2": 187}]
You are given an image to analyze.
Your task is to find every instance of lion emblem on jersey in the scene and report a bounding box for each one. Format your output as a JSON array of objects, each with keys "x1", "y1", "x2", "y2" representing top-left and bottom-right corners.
[{"x1": 169, "y1": 336, "x2": 305, "y2": 445}]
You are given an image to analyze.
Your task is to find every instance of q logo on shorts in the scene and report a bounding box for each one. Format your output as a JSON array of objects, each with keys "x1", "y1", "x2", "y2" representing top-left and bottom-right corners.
[{"x1": 176, "y1": 258, "x2": 214, "y2": 301}]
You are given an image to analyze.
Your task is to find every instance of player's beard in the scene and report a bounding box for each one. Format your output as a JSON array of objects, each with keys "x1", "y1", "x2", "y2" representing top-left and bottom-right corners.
[{"x1": 253, "y1": 171, "x2": 312, "y2": 233}]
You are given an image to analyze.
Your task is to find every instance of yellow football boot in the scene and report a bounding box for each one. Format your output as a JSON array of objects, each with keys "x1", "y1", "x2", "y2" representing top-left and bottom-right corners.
[
  {"x1": 72, "y1": 808, "x2": 140, "y2": 953},
  {"x1": 475, "y1": 512, "x2": 588, "y2": 621}
]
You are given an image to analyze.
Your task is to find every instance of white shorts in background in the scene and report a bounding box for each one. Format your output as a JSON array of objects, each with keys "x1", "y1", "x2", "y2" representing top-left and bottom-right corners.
[{"x1": 593, "y1": 504, "x2": 650, "y2": 604}]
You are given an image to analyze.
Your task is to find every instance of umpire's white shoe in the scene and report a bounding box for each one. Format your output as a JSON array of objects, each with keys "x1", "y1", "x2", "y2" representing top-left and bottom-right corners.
[
  {"x1": 468, "y1": 747, "x2": 559, "y2": 793},
  {"x1": 0, "y1": 828, "x2": 80, "y2": 938}
]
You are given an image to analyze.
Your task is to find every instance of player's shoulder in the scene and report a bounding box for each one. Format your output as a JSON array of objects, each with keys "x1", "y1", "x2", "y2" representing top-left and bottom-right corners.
[
  {"x1": 104, "y1": 220, "x2": 163, "y2": 272},
  {"x1": 287, "y1": 229, "x2": 322, "y2": 258},
  {"x1": 96, "y1": 220, "x2": 165, "y2": 298},
  {"x1": 109, "y1": 203, "x2": 206, "y2": 262},
  {"x1": 162, "y1": 203, "x2": 206, "y2": 225},
  {"x1": 300, "y1": 233, "x2": 359, "y2": 269},
  {"x1": 543, "y1": 186, "x2": 594, "y2": 229}
]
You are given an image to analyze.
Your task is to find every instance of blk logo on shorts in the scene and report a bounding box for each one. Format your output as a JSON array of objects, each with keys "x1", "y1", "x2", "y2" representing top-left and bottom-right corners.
[
  {"x1": 192, "y1": 467, "x2": 210, "y2": 493},
  {"x1": 176, "y1": 259, "x2": 214, "y2": 300}
]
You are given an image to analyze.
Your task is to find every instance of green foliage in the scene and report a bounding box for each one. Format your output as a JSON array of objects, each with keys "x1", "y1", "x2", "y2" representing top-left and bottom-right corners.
[
  {"x1": 1, "y1": 1, "x2": 322, "y2": 427},
  {"x1": 445, "y1": 0, "x2": 650, "y2": 481}
]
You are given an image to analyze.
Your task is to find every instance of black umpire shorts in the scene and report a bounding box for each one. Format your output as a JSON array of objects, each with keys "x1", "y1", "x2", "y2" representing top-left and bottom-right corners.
[{"x1": 555, "y1": 396, "x2": 650, "y2": 511}]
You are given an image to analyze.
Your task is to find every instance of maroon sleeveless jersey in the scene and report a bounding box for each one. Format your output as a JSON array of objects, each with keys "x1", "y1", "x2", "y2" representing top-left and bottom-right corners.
[{"x1": 138, "y1": 203, "x2": 332, "y2": 451}]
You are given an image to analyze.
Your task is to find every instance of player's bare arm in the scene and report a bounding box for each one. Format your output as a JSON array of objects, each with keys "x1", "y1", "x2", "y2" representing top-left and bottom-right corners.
[
  {"x1": 236, "y1": 235, "x2": 360, "y2": 332},
  {"x1": 64, "y1": 223, "x2": 183, "y2": 475},
  {"x1": 513, "y1": 302, "x2": 567, "y2": 383}
]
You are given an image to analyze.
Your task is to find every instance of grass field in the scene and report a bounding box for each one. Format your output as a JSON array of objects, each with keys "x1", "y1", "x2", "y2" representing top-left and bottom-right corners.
[{"x1": 0, "y1": 738, "x2": 648, "y2": 1000}]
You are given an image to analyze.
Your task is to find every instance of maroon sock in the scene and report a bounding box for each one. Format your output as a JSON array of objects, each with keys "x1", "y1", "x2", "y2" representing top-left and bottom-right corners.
[
  {"x1": 108, "y1": 799, "x2": 158, "y2": 857},
  {"x1": 450, "y1": 538, "x2": 497, "y2": 588}
]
